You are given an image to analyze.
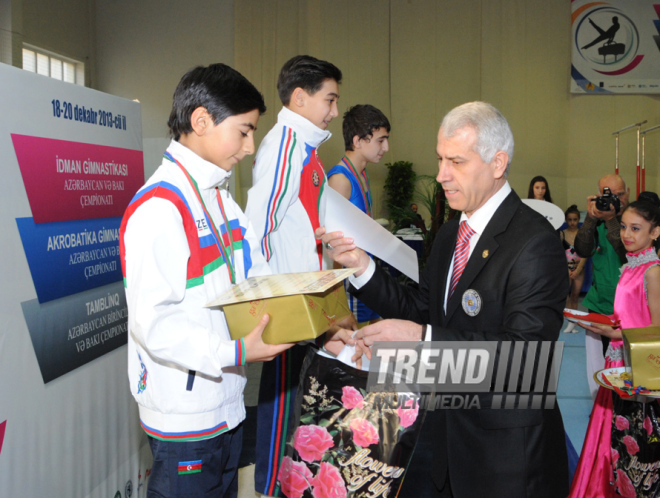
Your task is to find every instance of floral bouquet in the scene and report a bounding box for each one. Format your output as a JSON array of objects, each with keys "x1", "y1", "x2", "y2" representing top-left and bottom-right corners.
[
  {"x1": 278, "y1": 347, "x2": 425, "y2": 498},
  {"x1": 610, "y1": 396, "x2": 660, "y2": 497}
]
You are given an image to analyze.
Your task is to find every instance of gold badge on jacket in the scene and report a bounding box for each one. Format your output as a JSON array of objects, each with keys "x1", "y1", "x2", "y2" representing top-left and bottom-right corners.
[{"x1": 462, "y1": 289, "x2": 482, "y2": 317}]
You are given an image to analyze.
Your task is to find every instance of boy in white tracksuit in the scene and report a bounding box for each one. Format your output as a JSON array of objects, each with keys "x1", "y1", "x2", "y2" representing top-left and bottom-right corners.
[
  {"x1": 246, "y1": 105, "x2": 332, "y2": 273},
  {"x1": 245, "y1": 55, "x2": 345, "y2": 498},
  {"x1": 120, "y1": 64, "x2": 292, "y2": 498}
]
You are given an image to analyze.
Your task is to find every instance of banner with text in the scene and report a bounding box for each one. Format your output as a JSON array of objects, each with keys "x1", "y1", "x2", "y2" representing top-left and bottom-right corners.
[
  {"x1": 571, "y1": 0, "x2": 660, "y2": 94},
  {"x1": 0, "y1": 63, "x2": 150, "y2": 497}
]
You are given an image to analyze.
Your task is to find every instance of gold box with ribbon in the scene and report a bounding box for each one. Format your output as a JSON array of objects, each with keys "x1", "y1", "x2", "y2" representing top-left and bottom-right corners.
[
  {"x1": 622, "y1": 326, "x2": 660, "y2": 390},
  {"x1": 206, "y1": 269, "x2": 356, "y2": 345}
]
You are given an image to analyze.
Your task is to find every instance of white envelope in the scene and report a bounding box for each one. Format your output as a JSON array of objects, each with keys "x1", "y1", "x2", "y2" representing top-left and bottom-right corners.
[{"x1": 324, "y1": 187, "x2": 420, "y2": 282}]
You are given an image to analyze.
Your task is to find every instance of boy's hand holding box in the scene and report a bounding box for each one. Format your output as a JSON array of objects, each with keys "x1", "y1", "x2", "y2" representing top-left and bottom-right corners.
[{"x1": 208, "y1": 269, "x2": 357, "y2": 344}]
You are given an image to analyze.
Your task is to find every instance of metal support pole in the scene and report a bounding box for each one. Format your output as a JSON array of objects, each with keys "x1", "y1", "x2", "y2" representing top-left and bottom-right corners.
[
  {"x1": 612, "y1": 121, "x2": 647, "y2": 190},
  {"x1": 642, "y1": 133, "x2": 646, "y2": 193},
  {"x1": 615, "y1": 133, "x2": 619, "y2": 174},
  {"x1": 636, "y1": 124, "x2": 642, "y2": 198},
  {"x1": 640, "y1": 124, "x2": 660, "y2": 194}
]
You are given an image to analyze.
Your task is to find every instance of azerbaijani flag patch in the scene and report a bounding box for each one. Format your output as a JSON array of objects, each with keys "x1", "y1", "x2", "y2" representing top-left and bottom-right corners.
[{"x1": 178, "y1": 460, "x2": 202, "y2": 475}]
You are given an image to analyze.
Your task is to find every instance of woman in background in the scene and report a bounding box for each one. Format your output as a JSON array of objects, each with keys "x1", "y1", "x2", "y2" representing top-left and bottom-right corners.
[{"x1": 527, "y1": 175, "x2": 553, "y2": 203}]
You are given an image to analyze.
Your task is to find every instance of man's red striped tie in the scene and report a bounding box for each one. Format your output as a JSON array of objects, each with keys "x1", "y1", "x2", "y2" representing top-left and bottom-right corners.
[{"x1": 449, "y1": 220, "x2": 476, "y2": 297}]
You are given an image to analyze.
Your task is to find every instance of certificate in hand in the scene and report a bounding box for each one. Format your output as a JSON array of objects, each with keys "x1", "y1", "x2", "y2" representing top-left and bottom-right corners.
[
  {"x1": 563, "y1": 308, "x2": 619, "y2": 327},
  {"x1": 324, "y1": 187, "x2": 419, "y2": 282}
]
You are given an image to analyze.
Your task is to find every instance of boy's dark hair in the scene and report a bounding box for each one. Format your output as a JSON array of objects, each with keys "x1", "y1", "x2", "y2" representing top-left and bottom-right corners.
[
  {"x1": 342, "y1": 105, "x2": 391, "y2": 150},
  {"x1": 168, "y1": 63, "x2": 266, "y2": 141},
  {"x1": 277, "y1": 55, "x2": 342, "y2": 106}
]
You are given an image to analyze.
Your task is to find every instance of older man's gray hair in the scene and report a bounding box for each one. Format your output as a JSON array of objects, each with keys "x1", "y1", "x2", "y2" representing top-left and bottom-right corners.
[{"x1": 440, "y1": 101, "x2": 514, "y2": 173}]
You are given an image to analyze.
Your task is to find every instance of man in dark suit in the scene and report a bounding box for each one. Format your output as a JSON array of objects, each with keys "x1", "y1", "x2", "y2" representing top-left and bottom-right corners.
[{"x1": 318, "y1": 102, "x2": 569, "y2": 497}]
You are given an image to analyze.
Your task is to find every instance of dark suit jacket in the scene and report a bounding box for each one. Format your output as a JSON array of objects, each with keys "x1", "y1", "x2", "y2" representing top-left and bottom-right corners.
[{"x1": 354, "y1": 190, "x2": 569, "y2": 497}]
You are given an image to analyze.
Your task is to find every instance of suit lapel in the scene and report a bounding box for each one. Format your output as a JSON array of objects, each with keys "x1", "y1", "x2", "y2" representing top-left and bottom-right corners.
[
  {"x1": 445, "y1": 191, "x2": 521, "y2": 321},
  {"x1": 435, "y1": 219, "x2": 459, "y2": 322}
]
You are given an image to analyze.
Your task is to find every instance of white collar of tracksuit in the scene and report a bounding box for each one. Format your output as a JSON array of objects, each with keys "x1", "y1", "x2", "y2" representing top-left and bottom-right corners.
[
  {"x1": 277, "y1": 106, "x2": 332, "y2": 148},
  {"x1": 166, "y1": 139, "x2": 232, "y2": 191}
]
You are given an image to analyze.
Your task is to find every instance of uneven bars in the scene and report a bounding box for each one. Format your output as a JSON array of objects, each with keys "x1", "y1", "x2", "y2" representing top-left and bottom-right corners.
[
  {"x1": 612, "y1": 120, "x2": 647, "y2": 135},
  {"x1": 640, "y1": 124, "x2": 660, "y2": 192},
  {"x1": 641, "y1": 124, "x2": 660, "y2": 135}
]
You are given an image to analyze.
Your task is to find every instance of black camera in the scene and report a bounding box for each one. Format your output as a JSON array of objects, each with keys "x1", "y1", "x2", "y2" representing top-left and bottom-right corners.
[{"x1": 594, "y1": 187, "x2": 621, "y2": 213}]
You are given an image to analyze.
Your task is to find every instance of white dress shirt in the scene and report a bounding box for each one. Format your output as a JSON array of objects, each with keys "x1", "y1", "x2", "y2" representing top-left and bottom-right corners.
[{"x1": 350, "y1": 182, "x2": 512, "y2": 341}]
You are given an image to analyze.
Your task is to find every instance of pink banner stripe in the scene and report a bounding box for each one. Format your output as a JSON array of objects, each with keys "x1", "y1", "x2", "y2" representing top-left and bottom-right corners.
[
  {"x1": 0, "y1": 420, "x2": 6, "y2": 456},
  {"x1": 12, "y1": 134, "x2": 144, "y2": 223}
]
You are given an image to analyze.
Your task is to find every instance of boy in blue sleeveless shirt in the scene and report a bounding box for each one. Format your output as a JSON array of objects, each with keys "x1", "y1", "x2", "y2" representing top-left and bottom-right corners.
[{"x1": 327, "y1": 104, "x2": 391, "y2": 325}]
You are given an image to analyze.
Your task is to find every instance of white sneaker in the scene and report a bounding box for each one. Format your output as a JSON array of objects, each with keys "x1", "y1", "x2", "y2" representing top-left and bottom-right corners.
[{"x1": 564, "y1": 321, "x2": 577, "y2": 334}]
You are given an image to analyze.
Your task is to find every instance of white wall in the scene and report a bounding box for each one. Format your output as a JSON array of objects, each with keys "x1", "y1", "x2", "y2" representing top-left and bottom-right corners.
[
  {"x1": 9, "y1": 0, "x2": 659, "y2": 214},
  {"x1": 94, "y1": 0, "x2": 235, "y2": 181}
]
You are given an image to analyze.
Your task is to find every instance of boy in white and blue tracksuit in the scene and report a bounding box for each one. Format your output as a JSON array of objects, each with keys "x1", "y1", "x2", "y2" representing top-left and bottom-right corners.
[{"x1": 120, "y1": 64, "x2": 292, "y2": 498}]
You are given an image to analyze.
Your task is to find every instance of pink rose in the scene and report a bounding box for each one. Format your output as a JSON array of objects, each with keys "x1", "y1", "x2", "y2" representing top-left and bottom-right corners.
[
  {"x1": 622, "y1": 435, "x2": 640, "y2": 455},
  {"x1": 644, "y1": 416, "x2": 653, "y2": 436},
  {"x1": 349, "y1": 418, "x2": 379, "y2": 448},
  {"x1": 611, "y1": 448, "x2": 620, "y2": 467},
  {"x1": 293, "y1": 425, "x2": 335, "y2": 463},
  {"x1": 278, "y1": 456, "x2": 312, "y2": 498},
  {"x1": 397, "y1": 398, "x2": 419, "y2": 428},
  {"x1": 311, "y1": 461, "x2": 347, "y2": 498},
  {"x1": 616, "y1": 469, "x2": 637, "y2": 498},
  {"x1": 615, "y1": 415, "x2": 630, "y2": 431},
  {"x1": 341, "y1": 386, "x2": 364, "y2": 409}
]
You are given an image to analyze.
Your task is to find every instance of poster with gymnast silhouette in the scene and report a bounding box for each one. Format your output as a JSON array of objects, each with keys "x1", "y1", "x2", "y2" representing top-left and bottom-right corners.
[{"x1": 571, "y1": 0, "x2": 660, "y2": 94}]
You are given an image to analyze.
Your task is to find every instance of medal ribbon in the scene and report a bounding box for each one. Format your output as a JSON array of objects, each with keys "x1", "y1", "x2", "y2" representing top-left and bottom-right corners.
[
  {"x1": 215, "y1": 187, "x2": 236, "y2": 275},
  {"x1": 164, "y1": 152, "x2": 236, "y2": 284},
  {"x1": 342, "y1": 156, "x2": 372, "y2": 217},
  {"x1": 600, "y1": 372, "x2": 650, "y2": 399}
]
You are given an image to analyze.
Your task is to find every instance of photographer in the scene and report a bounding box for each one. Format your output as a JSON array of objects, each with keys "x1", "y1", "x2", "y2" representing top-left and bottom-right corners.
[{"x1": 575, "y1": 174, "x2": 629, "y2": 381}]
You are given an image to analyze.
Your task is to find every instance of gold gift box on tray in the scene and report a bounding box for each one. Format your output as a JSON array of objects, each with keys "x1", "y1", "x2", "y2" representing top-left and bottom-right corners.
[
  {"x1": 622, "y1": 326, "x2": 660, "y2": 390},
  {"x1": 206, "y1": 269, "x2": 356, "y2": 344}
]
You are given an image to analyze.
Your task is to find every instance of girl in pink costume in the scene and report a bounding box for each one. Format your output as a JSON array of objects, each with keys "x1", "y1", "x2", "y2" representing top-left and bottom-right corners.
[{"x1": 570, "y1": 195, "x2": 660, "y2": 497}]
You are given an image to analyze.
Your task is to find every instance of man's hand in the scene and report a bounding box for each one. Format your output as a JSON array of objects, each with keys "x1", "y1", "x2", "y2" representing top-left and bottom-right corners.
[
  {"x1": 243, "y1": 314, "x2": 295, "y2": 362},
  {"x1": 315, "y1": 227, "x2": 371, "y2": 276},
  {"x1": 586, "y1": 194, "x2": 617, "y2": 221},
  {"x1": 355, "y1": 319, "x2": 424, "y2": 359},
  {"x1": 324, "y1": 313, "x2": 358, "y2": 356},
  {"x1": 324, "y1": 315, "x2": 367, "y2": 367}
]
